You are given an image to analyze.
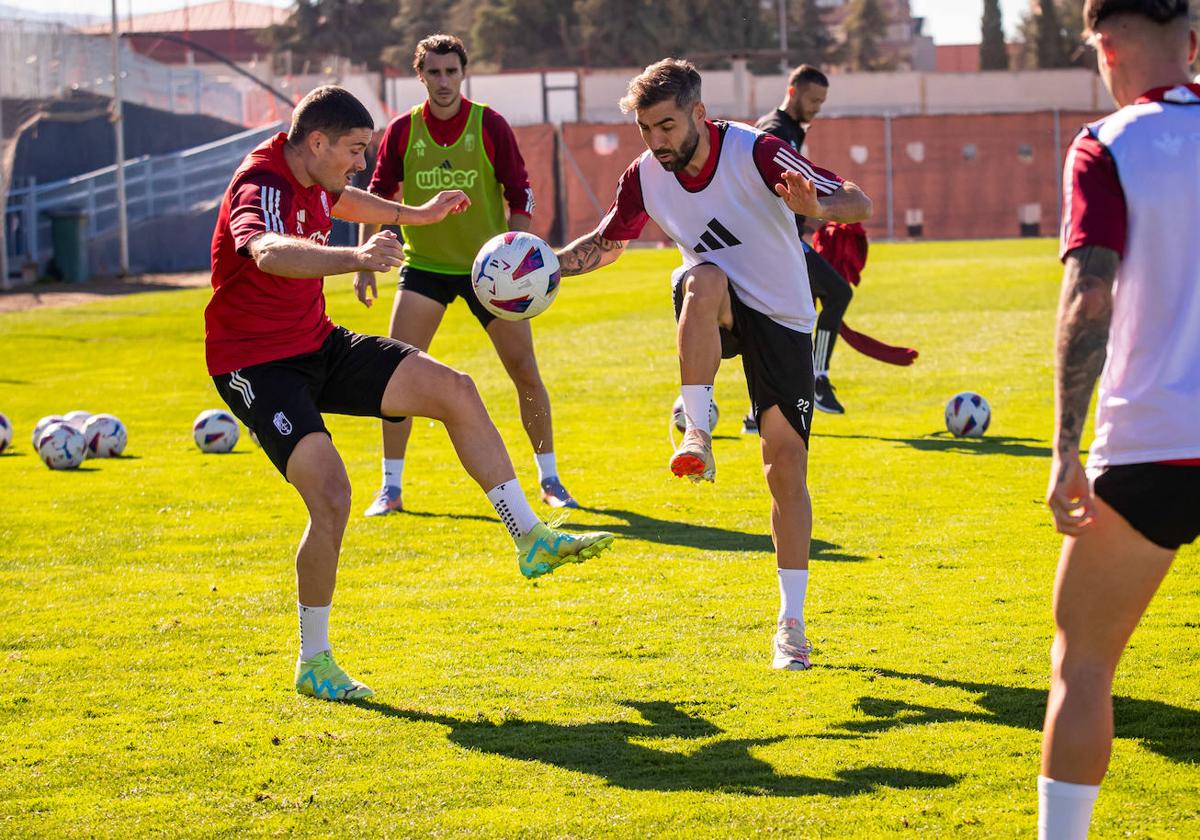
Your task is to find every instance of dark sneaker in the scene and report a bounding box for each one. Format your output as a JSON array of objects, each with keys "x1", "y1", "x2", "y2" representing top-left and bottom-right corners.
[
  {"x1": 741, "y1": 413, "x2": 759, "y2": 435},
  {"x1": 814, "y1": 375, "x2": 845, "y2": 415},
  {"x1": 539, "y1": 477, "x2": 579, "y2": 509}
]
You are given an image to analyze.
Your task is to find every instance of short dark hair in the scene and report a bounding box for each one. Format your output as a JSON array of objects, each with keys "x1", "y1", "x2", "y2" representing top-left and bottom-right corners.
[
  {"x1": 288, "y1": 85, "x2": 373, "y2": 145},
  {"x1": 413, "y1": 33, "x2": 468, "y2": 73},
  {"x1": 1084, "y1": 0, "x2": 1190, "y2": 31},
  {"x1": 788, "y1": 64, "x2": 829, "y2": 89},
  {"x1": 619, "y1": 58, "x2": 702, "y2": 114}
]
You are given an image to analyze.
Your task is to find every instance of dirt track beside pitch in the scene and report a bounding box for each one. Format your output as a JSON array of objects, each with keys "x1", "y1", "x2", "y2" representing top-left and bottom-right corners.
[{"x1": 0, "y1": 273, "x2": 209, "y2": 314}]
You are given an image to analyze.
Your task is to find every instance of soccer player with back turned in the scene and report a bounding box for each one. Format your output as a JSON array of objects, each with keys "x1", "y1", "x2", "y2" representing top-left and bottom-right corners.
[
  {"x1": 206, "y1": 86, "x2": 613, "y2": 702},
  {"x1": 355, "y1": 34, "x2": 581, "y2": 515},
  {"x1": 556, "y1": 59, "x2": 872, "y2": 670},
  {"x1": 1039, "y1": 1, "x2": 1200, "y2": 836}
]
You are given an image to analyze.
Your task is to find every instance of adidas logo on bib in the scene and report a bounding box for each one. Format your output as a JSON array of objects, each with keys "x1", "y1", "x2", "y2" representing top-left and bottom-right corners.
[{"x1": 693, "y1": 218, "x2": 742, "y2": 253}]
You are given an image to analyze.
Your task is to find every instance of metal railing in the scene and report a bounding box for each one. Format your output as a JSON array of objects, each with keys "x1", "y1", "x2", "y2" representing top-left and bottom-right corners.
[{"x1": 4, "y1": 121, "x2": 284, "y2": 268}]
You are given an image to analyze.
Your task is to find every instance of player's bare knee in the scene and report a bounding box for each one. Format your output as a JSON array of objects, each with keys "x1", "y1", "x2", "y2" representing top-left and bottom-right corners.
[
  {"x1": 683, "y1": 265, "x2": 727, "y2": 304},
  {"x1": 305, "y1": 474, "x2": 352, "y2": 528},
  {"x1": 763, "y1": 445, "x2": 809, "y2": 494},
  {"x1": 505, "y1": 356, "x2": 543, "y2": 393},
  {"x1": 441, "y1": 369, "x2": 484, "y2": 417},
  {"x1": 1054, "y1": 653, "x2": 1116, "y2": 695}
]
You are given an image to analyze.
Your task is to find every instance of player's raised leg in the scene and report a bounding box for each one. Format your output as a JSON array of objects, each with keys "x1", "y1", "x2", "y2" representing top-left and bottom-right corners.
[
  {"x1": 379, "y1": 351, "x2": 613, "y2": 577},
  {"x1": 487, "y1": 318, "x2": 578, "y2": 509},
  {"x1": 1038, "y1": 497, "x2": 1175, "y2": 838},
  {"x1": 672, "y1": 263, "x2": 732, "y2": 481},
  {"x1": 288, "y1": 432, "x2": 374, "y2": 700},
  {"x1": 759, "y1": 405, "x2": 814, "y2": 671},
  {"x1": 364, "y1": 289, "x2": 446, "y2": 516}
]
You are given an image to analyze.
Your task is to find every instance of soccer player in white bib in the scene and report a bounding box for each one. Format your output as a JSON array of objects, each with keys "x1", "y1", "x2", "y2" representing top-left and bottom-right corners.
[
  {"x1": 556, "y1": 59, "x2": 872, "y2": 670},
  {"x1": 1039, "y1": 2, "x2": 1200, "y2": 837}
]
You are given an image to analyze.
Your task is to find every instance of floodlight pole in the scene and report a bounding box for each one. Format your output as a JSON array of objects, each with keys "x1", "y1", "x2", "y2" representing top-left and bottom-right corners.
[
  {"x1": 778, "y1": 0, "x2": 788, "y2": 74},
  {"x1": 0, "y1": 100, "x2": 9, "y2": 290},
  {"x1": 111, "y1": 0, "x2": 130, "y2": 276}
]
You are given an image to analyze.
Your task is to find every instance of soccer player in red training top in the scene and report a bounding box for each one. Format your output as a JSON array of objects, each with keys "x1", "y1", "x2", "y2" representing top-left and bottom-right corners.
[
  {"x1": 354, "y1": 34, "x2": 579, "y2": 516},
  {"x1": 1039, "y1": 2, "x2": 1200, "y2": 837},
  {"x1": 207, "y1": 86, "x2": 613, "y2": 702},
  {"x1": 555, "y1": 59, "x2": 872, "y2": 671}
]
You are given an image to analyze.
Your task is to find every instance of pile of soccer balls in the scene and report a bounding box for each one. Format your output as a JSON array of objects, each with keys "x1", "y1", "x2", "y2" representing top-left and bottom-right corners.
[{"x1": 14, "y1": 410, "x2": 130, "y2": 469}]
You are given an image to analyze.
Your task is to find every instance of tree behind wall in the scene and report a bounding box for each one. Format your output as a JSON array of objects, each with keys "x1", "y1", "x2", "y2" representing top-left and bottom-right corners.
[
  {"x1": 471, "y1": 0, "x2": 577, "y2": 69},
  {"x1": 789, "y1": 0, "x2": 839, "y2": 68},
  {"x1": 1016, "y1": 0, "x2": 1072, "y2": 68},
  {"x1": 842, "y1": 0, "x2": 895, "y2": 72},
  {"x1": 262, "y1": 0, "x2": 401, "y2": 73},
  {"x1": 980, "y1": 0, "x2": 1008, "y2": 70}
]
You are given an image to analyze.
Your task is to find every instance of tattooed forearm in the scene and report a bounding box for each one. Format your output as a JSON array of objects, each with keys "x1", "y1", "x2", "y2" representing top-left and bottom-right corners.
[
  {"x1": 1053, "y1": 245, "x2": 1118, "y2": 457},
  {"x1": 556, "y1": 230, "x2": 627, "y2": 276}
]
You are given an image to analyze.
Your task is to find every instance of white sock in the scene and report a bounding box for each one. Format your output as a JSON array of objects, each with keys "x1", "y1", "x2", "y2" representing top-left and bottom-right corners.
[
  {"x1": 680, "y1": 384, "x2": 713, "y2": 434},
  {"x1": 486, "y1": 480, "x2": 540, "y2": 539},
  {"x1": 814, "y1": 369, "x2": 829, "y2": 378},
  {"x1": 777, "y1": 568, "x2": 809, "y2": 626},
  {"x1": 382, "y1": 458, "x2": 404, "y2": 489},
  {"x1": 298, "y1": 602, "x2": 331, "y2": 660},
  {"x1": 1038, "y1": 776, "x2": 1099, "y2": 840},
  {"x1": 535, "y1": 452, "x2": 558, "y2": 483}
]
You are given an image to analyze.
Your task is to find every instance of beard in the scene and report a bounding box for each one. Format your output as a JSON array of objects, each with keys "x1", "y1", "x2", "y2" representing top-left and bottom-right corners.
[{"x1": 653, "y1": 120, "x2": 701, "y2": 172}]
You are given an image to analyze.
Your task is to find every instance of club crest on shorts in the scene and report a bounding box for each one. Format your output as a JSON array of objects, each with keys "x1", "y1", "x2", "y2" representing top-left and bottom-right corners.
[{"x1": 273, "y1": 411, "x2": 293, "y2": 436}]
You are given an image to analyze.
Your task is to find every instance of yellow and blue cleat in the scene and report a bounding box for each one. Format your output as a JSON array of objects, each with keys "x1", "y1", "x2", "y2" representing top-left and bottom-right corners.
[
  {"x1": 516, "y1": 522, "x2": 614, "y2": 579},
  {"x1": 295, "y1": 650, "x2": 374, "y2": 701}
]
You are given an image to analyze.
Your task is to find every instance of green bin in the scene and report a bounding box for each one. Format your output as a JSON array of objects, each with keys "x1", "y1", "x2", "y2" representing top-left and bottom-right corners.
[{"x1": 46, "y1": 208, "x2": 89, "y2": 283}]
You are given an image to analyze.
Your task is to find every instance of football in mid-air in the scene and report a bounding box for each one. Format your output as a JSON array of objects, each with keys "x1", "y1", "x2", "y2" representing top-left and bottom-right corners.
[
  {"x1": 0, "y1": 412, "x2": 11, "y2": 454},
  {"x1": 671, "y1": 395, "x2": 720, "y2": 433},
  {"x1": 193, "y1": 409, "x2": 240, "y2": 453},
  {"x1": 471, "y1": 231, "x2": 561, "y2": 321},
  {"x1": 83, "y1": 413, "x2": 127, "y2": 458},
  {"x1": 37, "y1": 421, "x2": 87, "y2": 469},
  {"x1": 945, "y1": 391, "x2": 991, "y2": 438}
]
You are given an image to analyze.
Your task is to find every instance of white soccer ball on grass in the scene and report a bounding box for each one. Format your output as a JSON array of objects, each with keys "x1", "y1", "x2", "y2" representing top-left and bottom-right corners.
[
  {"x1": 945, "y1": 391, "x2": 991, "y2": 438},
  {"x1": 32, "y1": 415, "x2": 65, "y2": 450},
  {"x1": 37, "y1": 421, "x2": 87, "y2": 469},
  {"x1": 63, "y1": 410, "x2": 92, "y2": 429},
  {"x1": 83, "y1": 413, "x2": 127, "y2": 458},
  {"x1": 193, "y1": 409, "x2": 240, "y2": 453}
]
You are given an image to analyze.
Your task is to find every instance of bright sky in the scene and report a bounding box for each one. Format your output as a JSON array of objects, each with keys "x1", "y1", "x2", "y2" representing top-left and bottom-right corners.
[
  {"x1": 911, "y1": 0, "x2": 1031, "y2": 44},
  {"x1": 3, "y1": 0, "x2": 1033, "y2": 45}
]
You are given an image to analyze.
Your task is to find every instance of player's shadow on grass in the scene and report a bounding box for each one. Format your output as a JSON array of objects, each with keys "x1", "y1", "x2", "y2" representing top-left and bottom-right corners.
[
  {"x1": 815, "y1": 431, "x2": 1051, "y2": 458},
  {"x1": 400, "y1": 506, "x2": 864, "y2": 560},
  {"x1": 579, "y1": 506, "x2": 866, "y2": 561},
  {"x1": 829, "y1": 668, "x2": 1200, "y2": 765},
  {"x1": 359, "y1": 698, "x2": 957, "y2": 797}
]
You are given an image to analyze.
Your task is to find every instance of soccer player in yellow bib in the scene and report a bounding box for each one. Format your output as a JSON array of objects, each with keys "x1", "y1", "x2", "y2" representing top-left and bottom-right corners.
[{"x1": 355, "y1": 34, "x2": 578, "y2": 515}]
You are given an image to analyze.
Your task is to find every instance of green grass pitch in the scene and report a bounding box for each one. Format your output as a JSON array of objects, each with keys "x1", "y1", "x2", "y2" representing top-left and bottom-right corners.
[{"x1": 1, "y1": 240, "x2": 1197, "y2": 837}]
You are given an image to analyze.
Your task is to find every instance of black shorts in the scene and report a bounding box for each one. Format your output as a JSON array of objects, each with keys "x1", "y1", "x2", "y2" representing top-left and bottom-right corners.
[
  {"x1": 399, "y1": 264, "x2": 495, "y2": 328},
  {"x1": 1093, "y1": 463, "x2": 1200, "y2": 550},
  {"x1": 212, "y1": 326, "x2": 418, "y2": 478},
  {"x1": 672, "y1": 267, "x2": 815, "y2": 444}
]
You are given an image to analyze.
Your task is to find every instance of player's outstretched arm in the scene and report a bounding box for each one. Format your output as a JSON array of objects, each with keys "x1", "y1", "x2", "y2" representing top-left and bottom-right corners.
[
  {"x1": 1046, "y1": 245, "x2": 1118, "y2": 535},
  {"x1": 332, "y1": 186, "x2": 470, "y2": 226},
  {"x1": 776, "y1": 172, "x2": 873, "y2": 224},
  {"x1": 248, "y1": 230, "x2": 405, "y2": 279},
  {"x1": 556, "y1": 227, "x2": 628, "y2": 276}
]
